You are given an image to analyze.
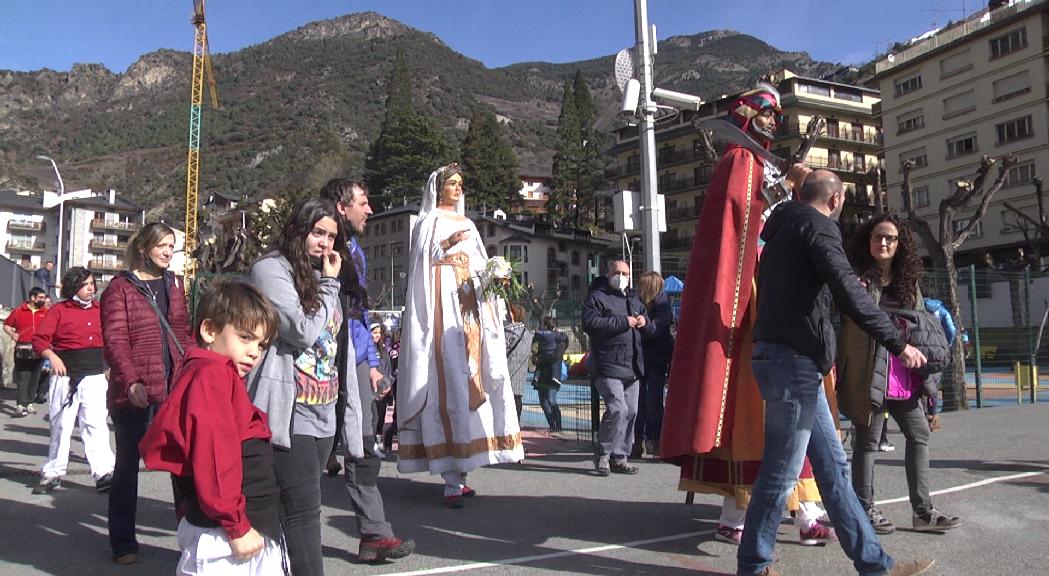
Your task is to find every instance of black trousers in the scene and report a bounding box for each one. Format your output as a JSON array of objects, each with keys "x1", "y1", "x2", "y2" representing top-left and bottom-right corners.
[{"x1": 274, "y1": 434, "x2": 334, "y2": 576}]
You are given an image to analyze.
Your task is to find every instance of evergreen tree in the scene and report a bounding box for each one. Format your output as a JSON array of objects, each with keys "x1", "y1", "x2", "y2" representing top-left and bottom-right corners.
[
  {"x1": 461, "y1": 109, "x2": 519, "y2": 213},
  {"x1": 365, "y1": 51, "x2": 451, "y2": 209},
  {"x1": 550, "y1": 80, "x2": 580, "y2": 225},
  {"x1": 550, "y1": 71, "x2": 607, "y2": 228}
]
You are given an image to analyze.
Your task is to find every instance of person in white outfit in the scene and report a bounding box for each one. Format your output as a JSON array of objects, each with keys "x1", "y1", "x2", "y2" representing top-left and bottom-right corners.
[{"x1": 32, "y1": 266, "x2": 115, "y2": 494}]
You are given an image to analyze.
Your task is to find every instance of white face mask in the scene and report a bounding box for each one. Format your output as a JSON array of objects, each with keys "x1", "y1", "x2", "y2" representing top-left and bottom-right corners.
[{"x1": 609, "y1": 274, "x2": 630, "y2": 292}]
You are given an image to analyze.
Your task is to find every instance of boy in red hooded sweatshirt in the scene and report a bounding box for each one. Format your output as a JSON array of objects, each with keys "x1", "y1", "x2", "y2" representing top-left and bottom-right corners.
[{"x1": 140, "y1": 280, "x2": 284, "y2": 574}]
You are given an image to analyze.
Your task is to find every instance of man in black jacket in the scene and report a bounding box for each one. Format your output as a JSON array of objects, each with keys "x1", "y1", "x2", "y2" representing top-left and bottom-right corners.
[
  {"x1": 737, "y1": 169, "x2": 934, "y2": 576},
  {"x1": 582, "y1": 260, "x2": 650, "y2": 476}
]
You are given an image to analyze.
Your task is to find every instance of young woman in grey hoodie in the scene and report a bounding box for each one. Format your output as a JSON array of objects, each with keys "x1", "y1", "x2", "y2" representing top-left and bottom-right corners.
[{"x1": 248, "y1": 196, "x2": 358, "y2": 576}]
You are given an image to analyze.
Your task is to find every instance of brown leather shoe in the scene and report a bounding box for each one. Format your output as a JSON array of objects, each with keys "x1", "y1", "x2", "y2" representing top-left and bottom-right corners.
[
  {"x1": 887, "y1": 559, "x2": 935, "y2": 576},
  {"x1": 113, "y1": 553, "x2": 138, "y2": 566}
]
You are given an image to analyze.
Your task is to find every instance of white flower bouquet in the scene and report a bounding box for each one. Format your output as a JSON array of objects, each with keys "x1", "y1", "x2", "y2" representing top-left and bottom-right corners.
[{"x1": 480, "y1": 256, "x2": 525, "y2": 301}]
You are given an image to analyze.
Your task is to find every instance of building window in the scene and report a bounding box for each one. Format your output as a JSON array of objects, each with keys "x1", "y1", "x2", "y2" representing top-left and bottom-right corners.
[
  {"x1": 487, "y1": 223, "x2": 495, "y2": 237},
  {"x1": 571, "y1": 250, "x2": 580, "y2": 266},
  {"x1": 942, "y1": 91, "x2": 975, "y2": 119},
  {"x1": 826, "y1": 120, "x2": 839, "y2": 139},
  {"x1": 800, "y1": 83, "x2": 831, "y2": 97},
  {"x1": 505, "y1": 244, "x2": 528, "y2": 263},
  {"x1": 953, "y1": 218, "x2": 983, "y2": 238},
  {"x1": 939, "y1": 49, "x2": 972, "y2": 77},
  {"x1": 897, "y1": 110, "x2": 925, "y2": 134},
  {"x1": 571, "y1": 275, "x2": 582, "y2": 291},
  {"x1": 833, "y1": 88, "x2": 864, "y2": 102},
  {"x1": 893, "y1": 75, "x2": 922, "y2": 97},
  {"x1": 946, "y1": 134, "x2": 977, "y2": 159},
  {"x1": 913, "y1": 185, "x2": 930, "y2": 208},
  {"x1": 693, "y1": 165, "x2": 711, "y2": 186},
  {"x1": 995, "y1": 115, "x2": 1033, "y2": 145},
  {"x1": 989, "y1": 27, "x2": 1027, "y2": 59},
  {"x1": 547, "y1": 247, "x2": 556, "y2": 262},
  {"x1": 992, "y1": 70, "x2": 1031, "y2": 103},
  {"x1": 853, "y1": 153, "x2": 866, "y2": 172},
  {"x1": 1006, "y1": 162, "x2": 1037, "y2": 187},
  {"x1": 900, "y1": 148, "x2": 928, "y2": 170}
]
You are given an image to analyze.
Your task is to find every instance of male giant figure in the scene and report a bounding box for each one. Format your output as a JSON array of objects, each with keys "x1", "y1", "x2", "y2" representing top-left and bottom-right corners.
[
  {"x1": 660, "y1": 83, "x2": 829, "y2": 543},
  {"x1": 321, "y1": 179, "x2": 414, "y2": 563}
]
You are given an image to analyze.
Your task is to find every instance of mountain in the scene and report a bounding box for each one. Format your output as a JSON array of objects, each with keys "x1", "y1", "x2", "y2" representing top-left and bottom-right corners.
[{"x1": 0, "y1": 12, "x2": 841, "y2": 221}]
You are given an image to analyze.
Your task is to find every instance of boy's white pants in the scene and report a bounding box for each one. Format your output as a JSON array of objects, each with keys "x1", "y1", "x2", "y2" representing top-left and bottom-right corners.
[
  {"x1": 41, "y1": 373, "x2": 115, "y2": 481},
  {"x1": 176, "y1": 518, "x2": 284, "y2": 576}
]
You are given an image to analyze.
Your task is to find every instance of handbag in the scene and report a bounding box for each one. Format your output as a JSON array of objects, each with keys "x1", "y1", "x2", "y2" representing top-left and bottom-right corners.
[{"x1": 14, "y1": 343, "x2": 38, "y2": 361}]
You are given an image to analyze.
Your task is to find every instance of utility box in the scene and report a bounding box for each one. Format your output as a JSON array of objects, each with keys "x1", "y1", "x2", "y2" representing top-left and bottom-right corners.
[{"x1": 613, "y1": 190, "x2": 666, "y2": 234}]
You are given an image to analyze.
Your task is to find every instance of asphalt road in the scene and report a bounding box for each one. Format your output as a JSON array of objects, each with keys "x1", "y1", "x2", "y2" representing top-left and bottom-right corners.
[{"x1": 1, "y1": 387, "x2": 1047, "y2": 575}]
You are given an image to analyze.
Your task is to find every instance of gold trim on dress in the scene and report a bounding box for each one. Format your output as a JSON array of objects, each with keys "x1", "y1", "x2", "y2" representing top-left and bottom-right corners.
[{"x1": 398, "y1": 432, "x2": 522, "y2": 461}]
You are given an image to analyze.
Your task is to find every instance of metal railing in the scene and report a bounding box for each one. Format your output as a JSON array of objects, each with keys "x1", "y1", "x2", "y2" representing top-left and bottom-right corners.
[
  {"x1": 6, "y1": 240, "x2": 45, "y2": 253},
  {"x1": 88, "y1": 259, "x2": 128, "y2": 272},
  {"x1": 7, "y1": 220, "x2": 44, "y2": 232},
  {"x1": 89, "y1": 239, "x2": 129, "y2": 252},
  {"x1": 90, "y1": 219, "x2": 140, "y2": 233}
]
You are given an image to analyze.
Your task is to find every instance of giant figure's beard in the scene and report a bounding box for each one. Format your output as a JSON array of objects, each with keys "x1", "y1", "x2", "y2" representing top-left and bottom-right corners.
[{"x1": 750, "y1": 122, "x2": 776, "y2": 143}]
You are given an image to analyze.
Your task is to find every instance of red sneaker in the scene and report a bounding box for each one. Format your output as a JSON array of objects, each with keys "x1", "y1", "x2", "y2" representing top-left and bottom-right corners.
[
  {"x1": 462, "y1": 486, "x2": 476, "y2": 498},
  {"x1": 713, "y1": 524, "x2": 742, "y2": 545},
  {"x1": 358, "y1": 537, "x2": 415, "y2": 563},
  {"x1": 798, "y1": 522, "x2": 838, "y2": 546}
]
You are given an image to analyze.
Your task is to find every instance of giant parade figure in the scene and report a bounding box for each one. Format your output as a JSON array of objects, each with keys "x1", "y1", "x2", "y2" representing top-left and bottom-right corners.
[{"x1": 660, "y1": 82, "x2": 835, "y2": 545}]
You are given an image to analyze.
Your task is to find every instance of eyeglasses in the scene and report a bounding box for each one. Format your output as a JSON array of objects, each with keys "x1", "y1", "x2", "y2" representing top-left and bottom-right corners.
[{"x1": 872, "y1": 234, "x2": 899, "y2": 245}]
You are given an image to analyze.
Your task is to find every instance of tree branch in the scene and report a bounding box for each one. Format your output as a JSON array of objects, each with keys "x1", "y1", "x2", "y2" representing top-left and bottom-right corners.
[
  {"x1": 952, "y1": 155, "x2": 1015, "y2": 250},
  {"x1": 900, "y1": 159, "x2": 938, "y2": 255}
]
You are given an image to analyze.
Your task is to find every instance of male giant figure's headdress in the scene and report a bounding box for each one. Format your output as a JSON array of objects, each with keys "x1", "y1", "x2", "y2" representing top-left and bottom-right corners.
[{"x1": 728, "y1": 82, "x2": 783, "y2": 138}]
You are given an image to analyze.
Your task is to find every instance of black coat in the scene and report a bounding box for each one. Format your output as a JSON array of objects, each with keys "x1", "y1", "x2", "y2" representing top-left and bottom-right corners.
[
  {"x1": 582, "y1": 276, "x2": 650, "y2": 381},
  {"x1": 641, "y1": 291, "x2": 675, "y2": 366},
  {"x1": 754, "y1": 202, "x2": 906, "y2": 374}
]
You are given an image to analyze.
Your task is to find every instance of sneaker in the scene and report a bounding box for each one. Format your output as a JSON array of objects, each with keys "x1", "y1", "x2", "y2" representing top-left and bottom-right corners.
[
  {"x1": 887, "y1": 559, "x2": 935, "y2": 576},
  {"x1": 867, "y1": 507, "x2": 895, "y2": 534},
  {"x1": 713, "y1": 524, "x2": 743, "y2": 545},
  {"x1": 610, "y1": 458, "x2": 638, "y2": 475},
  {"x1": 16, "y1": 405, "x2": 28, "y2": 418},
  {"x1": 630, "y1": 441, "x2": 644, "y2": 459},
  {"x1": 755, "y1": 566, "x2": 782, "y2": 576},
  {"x1": 358, "y1": 536, "x2": 415, "y2": 563},
  {"x1": 32, "y1": 476, "x2": 61, "y2": 495},
  {"x1": 96, "y1": 472, "x2": 113, "y2": 493},
  {"x1": 373, "y1": 443, "x2": 386, "y2": 460},
  {"x1": 798, "y1": 522, "x2": 837, "y2": 546},
  {"x1": 594, "y1": 454, "x2": 611, "y2": 477},
  {"x1": 878, "y1": 440, "x2": 896, "y2": 452},
  {"x1": 644, "y1": 439, "x2": 660, "y2": 459},
  {"x1": 461, "y1": 485, "x2": 476, "y2": 498},
  {"x1": 913, "y1": 509, "x2": 961, "y2": 532},
  {"x1": 26, "y1": 404, "x2": 35, "y2": 414}
]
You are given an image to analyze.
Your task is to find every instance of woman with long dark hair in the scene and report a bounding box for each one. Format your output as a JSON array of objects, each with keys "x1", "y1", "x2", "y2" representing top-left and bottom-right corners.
[
  {"x1": 838, "y1": 213, "x2": 961, "y2": 536},
  {"x1": 248, "y1": 196, "x2": 349, "y2": 576},
  {"x1": 102, "y1": 222, "x2": 193, "y2": 565}
]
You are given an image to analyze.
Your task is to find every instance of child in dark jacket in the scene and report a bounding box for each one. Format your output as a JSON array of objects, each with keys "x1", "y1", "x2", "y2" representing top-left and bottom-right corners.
[{"x1": 139, "y1": 280, "x2": 284, "y2": 575}]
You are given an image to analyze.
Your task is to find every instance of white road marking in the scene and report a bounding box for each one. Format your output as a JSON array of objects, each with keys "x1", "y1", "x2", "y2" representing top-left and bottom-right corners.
[{"x1": 382, "y1": 468, "x2": 1048, "y2": 576}]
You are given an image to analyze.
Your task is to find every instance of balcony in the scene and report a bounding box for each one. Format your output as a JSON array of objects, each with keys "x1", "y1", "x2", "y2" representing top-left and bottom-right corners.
[
  {"x1": 7, "y1": 220, "x2": 44, "y2": 233},
  {"x1": 6, "y1": 240, "x2": 45, "y2": 254},
  {"x1": 89, "y1": 239, "x2": 128, "y2": 253},
  {"x1": 808, "y1": 157, "x2": 871, "y2": 174},
  {"x1": 90, "y1": 219, "x2": 140, "y2": 233},
  {"x1": 88, "y1": 259, "x2": 128, "y2": 272},
  {"x1": 668, "y1": 205, "x2": 701, "y2": 223},
  {"x1": 778, "y1": 125, "x2": 881, "y2": 147},
  {"x1": 662, "y1": 235, "x2": 695, "y2": 252}
]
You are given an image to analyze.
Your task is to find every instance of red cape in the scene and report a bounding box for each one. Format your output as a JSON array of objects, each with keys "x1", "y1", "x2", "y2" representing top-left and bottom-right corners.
[{"x1": 660, "y1": 146, "x2": 764, "y2": 462}]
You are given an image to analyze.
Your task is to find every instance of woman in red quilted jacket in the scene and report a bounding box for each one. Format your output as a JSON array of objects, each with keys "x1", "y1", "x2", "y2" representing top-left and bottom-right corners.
[{"x1": 100, "y1": 222, "x2": 194, "y2": 566}]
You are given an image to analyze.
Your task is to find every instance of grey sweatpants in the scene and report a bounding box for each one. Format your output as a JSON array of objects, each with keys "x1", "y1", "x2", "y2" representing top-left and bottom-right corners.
[{"x1": 594, "y1": 376, "x2": 640, "y2": 460}]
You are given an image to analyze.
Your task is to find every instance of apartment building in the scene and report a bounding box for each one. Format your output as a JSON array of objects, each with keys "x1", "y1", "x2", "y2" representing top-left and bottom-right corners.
[
  {"x1": 873, "y1": 0, "x2": 1049, "y2": 264},
  {"x1": 0, "y1": 188, "x2": 145, "y2": 288},
  {"x1": 357, "y1": 204, "x2": 417, "y2": 308},
  {"x1": 607, "y1": 69, "x2": 881, "y2": 279}
]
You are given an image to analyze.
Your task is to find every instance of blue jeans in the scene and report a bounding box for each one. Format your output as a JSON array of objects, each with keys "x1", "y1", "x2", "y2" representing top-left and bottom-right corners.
[
  {"x1": 738, "y1": 342, "x2": 894, "y2": 576},
  {"x1": 537, "y1": 386, "x2": 562, "y2": 431}
]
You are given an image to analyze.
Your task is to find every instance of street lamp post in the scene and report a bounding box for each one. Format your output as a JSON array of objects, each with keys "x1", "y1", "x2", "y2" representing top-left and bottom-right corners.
[{"x1": 36, "y1": 155, "x2": 65, "y2": 276}]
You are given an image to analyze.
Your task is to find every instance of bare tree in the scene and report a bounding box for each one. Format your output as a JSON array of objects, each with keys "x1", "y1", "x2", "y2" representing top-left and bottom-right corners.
[
  {"x1": 1002, "y1": 176, "x2": 1048, "y2": 271},
  {"x1": 900, "y1": 154, "x2": 1016, "y2": 410}
]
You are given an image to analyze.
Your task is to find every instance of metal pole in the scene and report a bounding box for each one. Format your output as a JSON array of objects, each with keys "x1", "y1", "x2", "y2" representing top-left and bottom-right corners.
[
  {"x1": 1025, "y1": 267, "x2": 1036, "y2": 404},
  {"x1": 969, "y1": 264, "x2": 983, "y2": 408},
  {"x1": 36, "y1": 155, "x2": 65, "y2": 277},
  {"x1": 634, "y1": 0, "x2": 660, "y2": 274}
]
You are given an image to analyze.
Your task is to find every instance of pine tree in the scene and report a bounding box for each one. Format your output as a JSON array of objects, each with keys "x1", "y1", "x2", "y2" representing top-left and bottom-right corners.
[
  {"x1": 550, "y1": 71, "x2": 607, "y2": 227},
  {"x1": 365, "y1": 51, "x2": 451, "y2": 209},
  {"x1": 461, "y1": 109, "x2": 519, "y2": 213}
]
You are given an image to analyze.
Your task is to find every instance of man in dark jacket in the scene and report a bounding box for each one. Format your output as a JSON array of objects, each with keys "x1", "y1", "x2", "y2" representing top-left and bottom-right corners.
[
  {"x1": 738, "y1": 169, "x2": 934, "y2": 576},
  {"x1": 582, "y1": 260, "x2": 650, "y2": 476}
]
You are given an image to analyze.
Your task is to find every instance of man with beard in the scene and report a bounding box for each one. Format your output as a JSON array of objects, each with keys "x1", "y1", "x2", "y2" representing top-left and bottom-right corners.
[{"x1": 660, "y1": 83, "x2": 833, "y2": 546}]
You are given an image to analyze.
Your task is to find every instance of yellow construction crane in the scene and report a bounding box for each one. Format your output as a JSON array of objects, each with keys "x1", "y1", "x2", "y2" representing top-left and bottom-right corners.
[{"x1": 184, "y1": 0, "x2": 219, "y2": 292}]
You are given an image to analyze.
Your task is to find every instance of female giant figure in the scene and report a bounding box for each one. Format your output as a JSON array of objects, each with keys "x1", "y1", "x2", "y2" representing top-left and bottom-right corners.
[{"x1": 397, "y1": 163, "x2": 523, "y2": 508}]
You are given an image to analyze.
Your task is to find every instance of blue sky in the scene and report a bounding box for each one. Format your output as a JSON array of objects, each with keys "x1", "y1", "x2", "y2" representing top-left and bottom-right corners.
[{"x1": 3, "y1": 1, "x2": 982, "y2": 73}]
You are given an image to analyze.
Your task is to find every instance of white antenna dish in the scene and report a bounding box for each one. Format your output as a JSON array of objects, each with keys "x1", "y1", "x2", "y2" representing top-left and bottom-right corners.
[{"x1": 614, "y1": 48, "x2": 635, "y2": 93}]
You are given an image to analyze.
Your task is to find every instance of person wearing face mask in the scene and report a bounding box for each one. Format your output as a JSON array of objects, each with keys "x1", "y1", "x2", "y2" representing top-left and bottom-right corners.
[
  {"x1": 582, "y1": 260, "x2": 650, "y2": 476},
  {"x1": 4, "y1": 287, "x2": 50, "y2": 417},
  {"x1": 31, "y1": 267, "x2": 115, "y2": 495},
  {"x1": 102, "y1": 222, "x2": 194, "y2": 565}
]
